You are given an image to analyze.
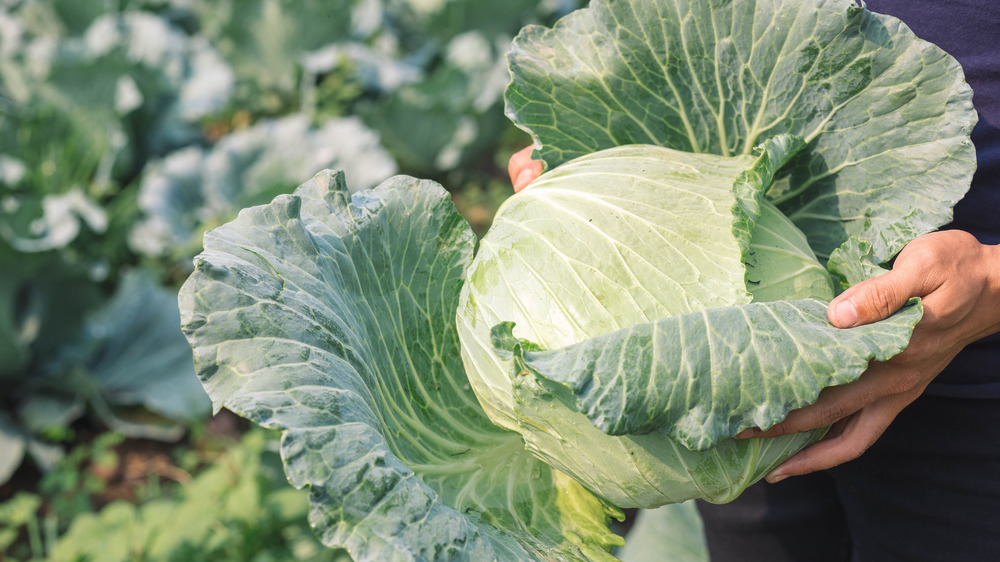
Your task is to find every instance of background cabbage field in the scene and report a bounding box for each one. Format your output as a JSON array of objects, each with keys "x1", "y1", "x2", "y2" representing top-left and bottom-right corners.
[{"x1": 0, "y1": 1, "x2": 638, "y2": 559}]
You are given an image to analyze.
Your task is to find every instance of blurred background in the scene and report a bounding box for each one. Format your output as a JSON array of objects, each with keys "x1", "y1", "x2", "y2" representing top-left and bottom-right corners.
[{"x1": 0, "y1": 0, "x2": 588, "y2": 559}]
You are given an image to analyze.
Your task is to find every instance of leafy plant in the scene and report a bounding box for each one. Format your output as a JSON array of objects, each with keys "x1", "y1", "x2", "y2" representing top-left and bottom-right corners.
[
  {"x1": 0, "y1": 492, "x2": 45, "y2": 560},
  {"x1": 178, "y1": 0, "x2": 977, "y2": 559},
  {"x1": 0, "y1": 431, "x2": 124, "y2": 561},
  {"x1": 45, "y1": 430, "x2": 347, "y2": 562},
  {"x1": 0, "y1": 429, "x2": 345, "y2": 562},
  {"x1": 128, "y1": 114, "x2": 397, "y2": 265},
  {"x1": 0, "y1": 270, "x2": 211, "y2": 484},
  {"x1": 461, "y1": 138, "x2": 925, "y2": 508},
  {"x1": 457, "y1": 0, "x2": 974, "y2": 511},
  {"x1": 0, "y1": 4, "x2": 230, "y2": 484}
]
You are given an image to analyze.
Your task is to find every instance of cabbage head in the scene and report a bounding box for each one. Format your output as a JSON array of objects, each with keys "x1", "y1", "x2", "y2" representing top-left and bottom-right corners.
[{"x1": 458, "y1": 140, "x2": 844, "y2": 506}]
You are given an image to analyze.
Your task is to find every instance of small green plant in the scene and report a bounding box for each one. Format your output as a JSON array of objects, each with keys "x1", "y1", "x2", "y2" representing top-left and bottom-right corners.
[
  {"x1": 0, "y1": 433, "x2": 123, "y2": 561},
  {"x1": 0, "y1": 492, "x2": 45, "y2": 561},
  {"x1": 38, "y1": 432, "x2": 123, "y2": 523}
]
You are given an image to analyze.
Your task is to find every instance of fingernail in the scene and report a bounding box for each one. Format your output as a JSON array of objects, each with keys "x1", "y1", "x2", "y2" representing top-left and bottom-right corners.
[
  {"x1": 734, "y1": 428, "x2": 756, "y2": 439},
  {"x1": 766, "y1": 471, "x2": 788, "y2": 484},
  {"x1": 832, "y1": 299, "x2": 858, "y2": 328},
  {"x1": 514, "y1": 169, "x2": 534, "y2": 192}
]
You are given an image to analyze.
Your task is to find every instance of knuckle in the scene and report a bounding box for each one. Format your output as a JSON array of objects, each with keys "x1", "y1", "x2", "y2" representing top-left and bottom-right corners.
[
  {"x1": 864, "y1": 278, "x2": 899, "y2": 319},
  {"x1": 931, "y1": 300, "x2": 965, "y2": 325},
  {"x1": 883, "y1": 377, "x2": 910, "y2": 397},
  {"x1": 818, "y1": 401, "x2": 849, "y2": 426},
  {"x1": 797, "y1": 465, "x2": 820, "y2": 477},
  {"x1": 859, "y1": 387, "x2": 881, "y2": 407},
  {"x1": 897, "y1": 238, "x2": 938, "y2": 267},
  {"x1": 897, "y1": 230, "x2": 965, "y2": 265}
]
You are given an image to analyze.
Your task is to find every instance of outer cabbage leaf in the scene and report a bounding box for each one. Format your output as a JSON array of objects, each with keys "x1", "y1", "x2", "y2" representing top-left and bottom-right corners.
[
  {"x1": 179, "y1": 171, "x2": 622, "y2": 560},
  {"x1": 506, "y1": 0, "x2": 977, "y2": 261},
  {"x1": 492, "y1": 296, "x2": 921, "y2": 450}
]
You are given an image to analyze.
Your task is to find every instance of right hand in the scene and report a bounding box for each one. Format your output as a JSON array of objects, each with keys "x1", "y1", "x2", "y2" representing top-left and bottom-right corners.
[
  {"x1": 738, "y1": 229, "x2": 1000, "y2": 481},
  {"x1": 508, "y1": 146, "x2": 543, "y2": 192}
]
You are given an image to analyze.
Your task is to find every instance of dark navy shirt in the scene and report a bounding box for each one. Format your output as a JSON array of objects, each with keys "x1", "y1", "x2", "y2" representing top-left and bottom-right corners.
[{"x1": 867, "y1": 0, "x2": 1000, "y2": 397}]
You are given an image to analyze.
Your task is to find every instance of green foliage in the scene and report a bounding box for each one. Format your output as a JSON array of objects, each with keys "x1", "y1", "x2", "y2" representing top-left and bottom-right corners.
[
  {"x1": 506, "y1": 0, "x2": 976, "y2": 261},
  {"x1": 39, "y1": 433, "x2": 125, "y2": 521},
  {"x1": 0, "y1": 493, "x2": 44, "y2": 558},
  {"x1": 46, "y1": 430, "x2": 346, "y2": 562},
  {"x1": 0, "y1": 0, "x2": 575, "y2": 488},
  {"x1": 0, "y1": 432, "x2": 124, "y2": 561},
  {"x1": 0, "y1": 430, "x2": 347, "y2": 562}
]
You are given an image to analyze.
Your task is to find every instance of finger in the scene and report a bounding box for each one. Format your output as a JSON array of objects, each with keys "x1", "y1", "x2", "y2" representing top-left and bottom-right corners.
[
  {"x1": 738, "y1": 362, "x2": 895, "y2": 439},
  {"x1": 740, "y1": 382, "x2": 869, "y2": 439},
  {"x1": 508, "y1": 146, "x2": 543, "y2": 192},
  {"x1": 764, "y1": 392, "x2": 910, "y2": 482},
  {"x1": 827, "y1": 267, "x2": 927, "y2": 328}
]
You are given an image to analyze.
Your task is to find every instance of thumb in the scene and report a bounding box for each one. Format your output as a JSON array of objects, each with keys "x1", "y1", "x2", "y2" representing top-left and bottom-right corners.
[{"x1": 828, "y1": 270, "x2": 920, "y2": 328}]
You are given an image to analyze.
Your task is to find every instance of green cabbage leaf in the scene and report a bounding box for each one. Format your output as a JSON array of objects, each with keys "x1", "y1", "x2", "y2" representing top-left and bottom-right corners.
[
  {"x1": 492, "y1": 295, "x2": 920, "y2": 450},
  {"x1": 180, "y1": 171, "x2": 623, "y2": 560},
  {"x1": 506, "y1": 0, "x2": 976, "y2": 262}
]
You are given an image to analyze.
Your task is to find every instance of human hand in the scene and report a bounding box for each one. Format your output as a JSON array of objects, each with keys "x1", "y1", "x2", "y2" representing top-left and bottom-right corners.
[
  {"x1": 508, "y1": 145, "x2": 543, "y2": 192},
  {"x1": 737, "y1": 230, "x2": 1000, "y2": 482}
]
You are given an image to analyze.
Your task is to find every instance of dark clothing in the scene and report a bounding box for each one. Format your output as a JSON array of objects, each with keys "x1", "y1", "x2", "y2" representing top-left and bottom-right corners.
[
  {"x1": 698, "y1": 3, "x2": 1000, "y2": 561},
  {"x1": 881, "y1": 0, "x2": 1000, "y2": 247}
]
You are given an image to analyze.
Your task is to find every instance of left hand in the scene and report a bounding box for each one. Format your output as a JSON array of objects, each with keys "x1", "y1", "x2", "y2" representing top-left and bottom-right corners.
[
  {"x1": 508, "y1": 145, "x2": 543, "y2": 192},
  {"x1": 736, "y1": 230, "x2": 1000, "y2": 482}
]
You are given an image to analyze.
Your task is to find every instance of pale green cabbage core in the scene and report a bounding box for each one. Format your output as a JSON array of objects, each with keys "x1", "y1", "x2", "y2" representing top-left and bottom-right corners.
[{"x1": 457, "y1": 145, "x2": 834, "y2": 507}]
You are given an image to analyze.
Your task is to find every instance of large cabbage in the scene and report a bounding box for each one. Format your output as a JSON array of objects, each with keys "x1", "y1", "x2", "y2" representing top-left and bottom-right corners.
[
  {"x1": 458, "y1": 140, "x2": 842, "y2": 506},
  {"x1": 179, "y1": 0, "x2": 976, "y2": 559}
]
